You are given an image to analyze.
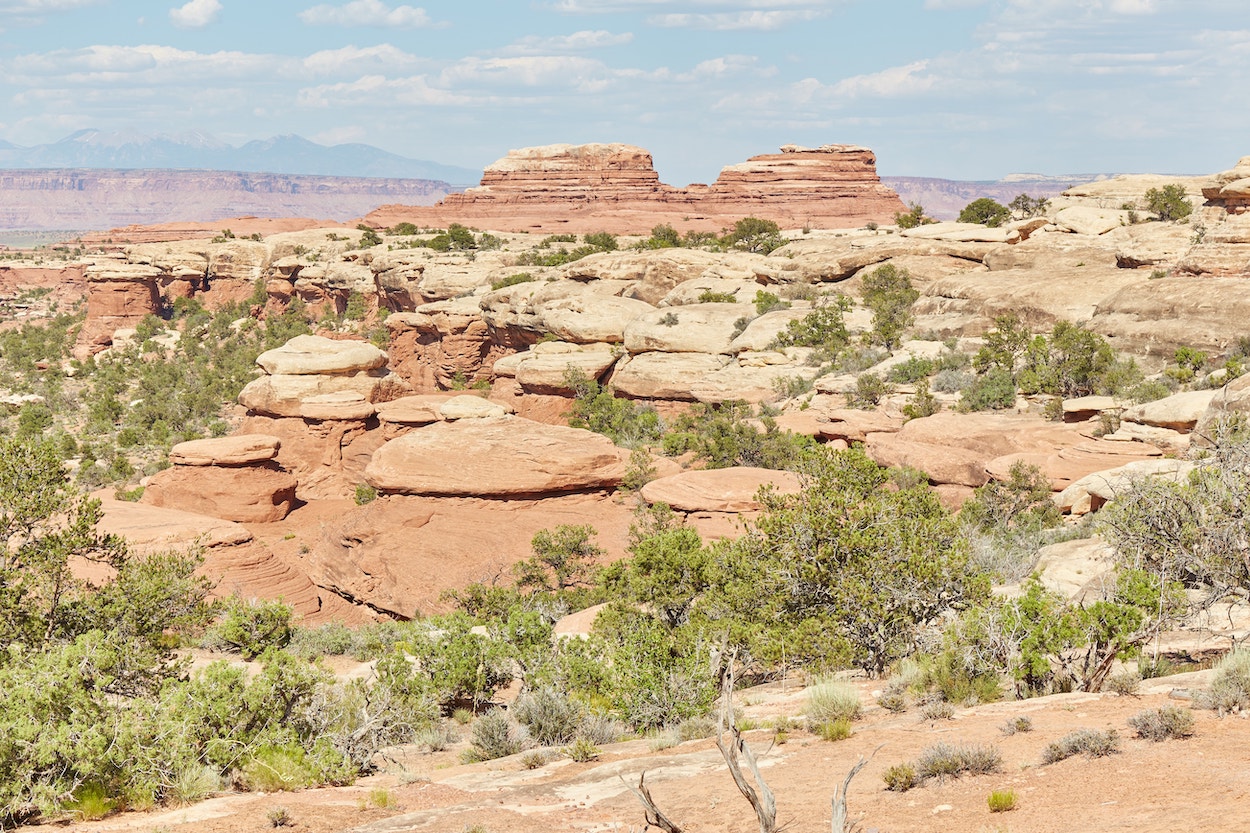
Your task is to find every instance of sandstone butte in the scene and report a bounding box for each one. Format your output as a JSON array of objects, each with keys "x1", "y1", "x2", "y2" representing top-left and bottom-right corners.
[{"x1": 362, "y1": 142, "x2": 907, "y2": 234}]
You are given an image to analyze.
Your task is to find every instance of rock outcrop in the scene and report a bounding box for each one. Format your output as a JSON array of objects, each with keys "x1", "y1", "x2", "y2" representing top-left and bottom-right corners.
[
  {"x1": 142, "y1": 435, "x2": 298, "y2": 523},
  {"x1": 365, "y1": 143, "x2": 905, "y2": 233},
  {"x1": 239, "y1": 335, "x2": 407, "y2": 418},
  {"x1": 74, "y1": 258, "x2": 162, "y2": 357},
  {"x1": 363, "y1": 417, "x2": 628, "y2": 497}
]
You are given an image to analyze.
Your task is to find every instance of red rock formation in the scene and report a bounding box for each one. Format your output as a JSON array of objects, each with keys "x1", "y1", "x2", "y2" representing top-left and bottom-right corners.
[
  {"x1": 73, "y1": 259, "x2": 162, "y2": 357},
  {"x1": 364, "y1": 142, "x2": 905, "y2": 234}
]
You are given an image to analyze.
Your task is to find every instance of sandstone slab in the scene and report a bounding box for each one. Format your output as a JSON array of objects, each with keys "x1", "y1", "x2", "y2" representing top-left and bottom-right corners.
[
  {"x1": 169, "y1": 434, "x2": 281, "y2": 467},
  {"x1": 640, "y1": 467, "x2": 802, "y2": 513},
  {"x1": 256, "y1": 334, "x2": 387, "y2": 376},
  {"x1": 364, "y1": 417, "x2": 628, "y2": 496},
  {"x1": 608, "y1": 352, "x2": 732, "y2": 400},
  {"x1": 143, "y1": 463, "x2": 298, "y2": 523}
]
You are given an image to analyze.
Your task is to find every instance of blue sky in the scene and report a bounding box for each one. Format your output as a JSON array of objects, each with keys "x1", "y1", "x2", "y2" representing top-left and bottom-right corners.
[{"x1": 0, "y1": 0, "x2": 1246, "y2": 184}]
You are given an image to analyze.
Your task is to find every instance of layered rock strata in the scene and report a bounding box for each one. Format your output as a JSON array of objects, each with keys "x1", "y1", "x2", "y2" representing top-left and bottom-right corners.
[
  {"x1": 142, "y1": 434, "x2": 298, "y2": 523},
  {"x1": 365, "y1": 143, "x2": 905, "y2": 233}
]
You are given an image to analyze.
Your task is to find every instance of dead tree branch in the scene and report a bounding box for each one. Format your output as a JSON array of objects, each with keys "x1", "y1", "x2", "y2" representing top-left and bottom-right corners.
[
  {"x1": 716, "y1": 656, "x2": 778, "y2": 833},
  {"x1": 831, "y1": 745, "x2": 882, "y2": 833},
  {"x1": 621, "y1": 771, "x2": 683, "y2": 833}
]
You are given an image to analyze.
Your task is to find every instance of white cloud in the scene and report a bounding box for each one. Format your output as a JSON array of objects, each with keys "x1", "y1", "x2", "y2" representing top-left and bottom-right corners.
[
  {"x1": 923, "y1": 0, "x2": 989, "y2": 8},
  {"x1": 169, "y1": 0, "x2": 221, "y2": 28},
  {"x1": 503, "y1": 30, "x2": 633, "y2": 55},
  {"x1": 831, "y1": 61, "x2": 936, "y2": 98},
  {"x1": 550, "y1": 0, "x2": 830, "y2": 10},
  {"x1": 648, "y1": 9, "x2": 826, "y2": 30},
  {"x1": 311, "y1": 125, "x2": 368, "y2": 145},
  {"x1": 302, "y1": 44, "x2": 422, "y2": 76},
  {"x1": 299, "y1": 0, "x2": 440, "y2": 28}
]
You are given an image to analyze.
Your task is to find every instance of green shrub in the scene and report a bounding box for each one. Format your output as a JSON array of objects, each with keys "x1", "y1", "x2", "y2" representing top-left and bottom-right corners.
[
  {"x1": 697, "y1": 290, "x2": 738, "y2": 303},
  {"x1": 564, "y1": 737, "x2": 601, "y2": 762},
  {"x1": 813, "y1": 717, "x2": 853, "y2": 741},
  {"x1": 1143, "y1": 184, "x2": 1193, "y2": 222},
  {"x1": 770, "y1": 296, "x2": 851, "y2": 352},
  {"x1": 915, "y1": 742, "x2": 1002, "y2": 780},
  {"x1": 861, "y1": 263, "x2": 919, "y2": 349},
  {"x1": 1042, "y1": 729, "x2": 1120, "y2": 763},
  {"x1": 206, "y1": 597, "x2": 294, "y2": 660},
  {"x1": 241, "y1": 745, "x2": 318, "y2": 792},
  {"x1": 933, "y1": 368, "x2": 974, "y2": 393},
  {"x1": 987, "y1": 789, "x2": 1018, "y2": 812},
  {"x1": 168, "y1": 764, "x2": 222, "y2": 806},
  {"x1": 753, "y1": 290, "x2": 790, "y2": 315},
  {"x1": 1009, "y1": 194, "x2": 1050, "y2": 218},
  {"x1": 882, "y1": 763, "x2": 919, "y2": 791},
  {"x1": 723, "y1": 217, "x2": 787, "y2": 254},
  {"x1": 959, "y1": 368, "x2": 1017, "y2": 411},
  {"x1": 806, "y1": 678, "x2": 862, "y2": 724},
  {"x1": 354, "y1": 484, "x2": 378, "y2": 505},
  {"x1": 887, "y1": 355, "x2": 937, "y2": 384},
  {"x1": 958, "y1": 198, "x2": 1011, "y2": 228},
  {"x1": 1128, "y1": 706, "x2": 1195, "y2": 741},
  {"x1": 564, "y1": 368, "x2": 662, "y2": 448},
  {"x1": 894, "y1": 202, "x2": 931, "y2": 229},
  {"x1": 267, "y1": 806, "x2": 293, "y2": 827},
  {"x1": 847, "y1": 372, "x2": 892, "y2": 409},
  {"x1": 70, "y1": 782, "x2": 115, "y2": 821},
  {"x1": 903, "y1": 379, "x2": 940, "y2": 420},
  {"x1": 464, "y1": 709, "x2": 525, "y2": 762},
  {"x1": 520, "y1": 750, "x2": 551, "y2": 769},
  {"x1": 1199, "y1": 648, "x2": 1250, "y2": 711},
  {"x1": 490, "y1": 273, "x2": 534, "y2": 291},
  {"x1": 511, "y1": 688, "x2": 585, "y2": 746}
]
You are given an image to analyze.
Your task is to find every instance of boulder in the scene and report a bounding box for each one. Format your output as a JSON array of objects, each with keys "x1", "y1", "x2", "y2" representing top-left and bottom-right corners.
[
  {"x1": 1054, "y1": 206, "x2": 1143, "y2": 236},
  {"x1": 727, "y1": 308, "x2": 812, "y2": 353},
  {"x1": 640, "y1": 467, "x2": 802, "y2": 513},
  {"x1": 239, "y1": 371, "x2": 406, "y2": 418},
  {"x1": 899, "y1": 222, "x2": 1014, "y2": 243},
  {"x1": 538, "y1": 291, "x2": 657, "y2": 344},
  {"x1": 143, "y1": 463, "x2": 298, "y2": 524},
  {"x1": 661, "y1": 278, "x2": 761, "y2": 307},
  {"x1": 608, "y1": 352, "x2": 732, "y2": 400},
  {"x1": 98, "y1": 497, "x2": 253, "y2": 549},
  {"x1": 512, "y1": 342, "x2": 620, "y2": 394},
  {"x1": 375, "y1": 394, "x2": 451, "y2": 426},
  {"x1": 363, "y1": 417, "x2": 628, "y2": 496},
  {"x1": 1056, "y1": 458, "x2": 1195, "y2": 515},
  {"x1": 168, "y1": 434, "x2": 281, "y2": 466},
  {"x1": 1032, "y1": 538, "x2": 1116, "y2": 600},
  {"x1": 1194, "y1": 373, "x2": 1250, "y2": 441},
  {"x1": 255, "y1": 334, "x2": 387, "y2": 376},
  {"x1": 1121, "y1": 389, "x2": 1216, "y2": 431}
]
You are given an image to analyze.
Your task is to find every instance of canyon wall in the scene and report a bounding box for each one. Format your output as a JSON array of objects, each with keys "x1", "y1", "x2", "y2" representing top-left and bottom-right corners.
[{"x1": 0, "y1": 169, "x2": 453, "y2": 231}]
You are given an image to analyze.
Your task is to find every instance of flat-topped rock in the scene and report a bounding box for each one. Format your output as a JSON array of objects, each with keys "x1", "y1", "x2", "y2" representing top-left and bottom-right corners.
[
  {"x1": 299, "y1": 392, "x2": 376, "y2": 421},
  {"x1": 238, "y1": 371, "x2": 408, "y2": 418},
  {"x1": 640, "y1": 467, "x2": 802, "y2": 513},
  {"x1": 169, "y1": 434, "x2": 281, "y2": 466},
  {"x1": 624, "y1": 303, "x2": 754, "y2": 354},
  {"x1": 375, "y1": 394, "x2": 452, "y2": 425},
  {"x1": 511, "y1": 342, "x2": 620, "y2": 394},
  {"x1": 97, "y1": 497, "x2": 254, "y2": 550},
  {"x1": 438, "y1": 395, "x2": 510, "y2": 420},
  {"x1": 143, "y1": 464, "x2": 298, "y2": 524},
  {"x1": 608, "y1": 352, "x2": 733, "y2": 400},
  {"x1": 364, "y1": 417, "x2": 628, "y2": 496},
  {"x1": 256, "y1": 334, "x2": 387, "y2": 376}
]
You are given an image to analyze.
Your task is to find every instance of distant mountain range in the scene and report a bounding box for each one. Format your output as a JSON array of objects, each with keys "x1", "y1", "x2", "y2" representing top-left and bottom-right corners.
[{"x1": 0, "y1": 130, "x2": 482, "y2": 185}]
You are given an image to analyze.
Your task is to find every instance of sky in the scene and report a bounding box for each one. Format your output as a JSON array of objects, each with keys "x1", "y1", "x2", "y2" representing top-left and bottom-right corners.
[{"x1": 0, "y1": 0, "x2": 1247, "y2": 184}]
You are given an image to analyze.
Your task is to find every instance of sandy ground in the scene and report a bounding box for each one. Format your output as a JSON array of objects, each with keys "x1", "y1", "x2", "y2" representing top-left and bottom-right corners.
[{"x1": 27, "y1": 668, "x2": 1250, "y2": 833}]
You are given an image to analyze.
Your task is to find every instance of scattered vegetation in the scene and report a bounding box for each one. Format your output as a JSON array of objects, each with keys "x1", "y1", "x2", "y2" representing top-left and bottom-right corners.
[
  {"x1": 987, "y1": 789, "x2": 1019, "y2": 813},
  {"x1": 958, "y1": 198, "x2": 1011, "y2": 228},
  {"x1": 1042, "y1": 729, "x2": 1121, "y2": 763},
  {"x1": 1128, "y1": 706, "x2": 1195, "y2": 741}
]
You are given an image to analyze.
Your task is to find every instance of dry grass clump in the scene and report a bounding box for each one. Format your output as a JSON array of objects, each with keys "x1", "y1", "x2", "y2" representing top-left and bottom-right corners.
[
  {"x1": 1196, "y1": 648, "x2": 1250, "y2": 713},
  {"x1": 882, "y1": 763, "x2": 919, "y2": 792},
  {"x1": 915, "y1": 742, "x2": 1003, "y2": 781},
  {"x1": 919, "y1": 699, "x2": 955, "y2": 721},
  {"x1": 1000, "y1": 715, "x2": 1033, "y2": 736},
  {"x1": 806, "y1": 677, "x2": 863, "y2": 723},
  {"x1": 1106, "y1": 669, "x2": 1142, "y2": 696},
  {"x1": 1128, "y1": 706, "x2": 1195, "y2": 741},
  {"x1": 1042, "y1": 728, "x2": 1120, "y2": 764}
]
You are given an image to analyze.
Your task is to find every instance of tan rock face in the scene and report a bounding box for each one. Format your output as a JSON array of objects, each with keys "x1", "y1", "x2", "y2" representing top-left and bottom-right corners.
[
  {"x1": 363, "y1": 143, "x2": 905, "y2": 234},
  {"x1": 169, "y1": 434, "x2": 282, "y2": 466},
  {"x1": 364, "y1": 417, "x2": 628, "y2": 496},
  {"x1": 624, "y1": 303, "x2": 753, "y2": 354},
  {"x1": 143, "y1": 462, "x2": 298, "y2": 523},
  {"x1": 256, "y1": 334, "x2": 387, "y2": 376},
  {"x1": 608, "y1": 352, "x2": 733, "y2": 400},
  {"x1": 640, "y1": 467, "x2": 802, "y2": 513}
]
